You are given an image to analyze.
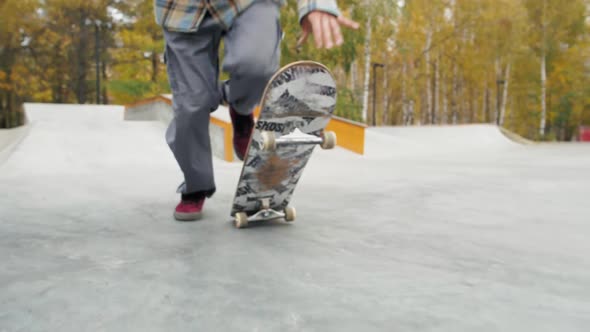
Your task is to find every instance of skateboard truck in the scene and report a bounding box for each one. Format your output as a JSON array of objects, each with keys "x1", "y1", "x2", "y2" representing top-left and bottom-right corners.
[
  {"x1": 261, "y1": 129, "x2": 337, "y2": 151},
  {"x1": 234, "y1": 198, "x2": 296, "y2": 228}
]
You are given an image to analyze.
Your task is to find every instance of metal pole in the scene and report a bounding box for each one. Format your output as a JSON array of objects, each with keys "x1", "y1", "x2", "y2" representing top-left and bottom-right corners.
[{"x1": 95, "y1": 22, "x2": 100, "y2": 104}]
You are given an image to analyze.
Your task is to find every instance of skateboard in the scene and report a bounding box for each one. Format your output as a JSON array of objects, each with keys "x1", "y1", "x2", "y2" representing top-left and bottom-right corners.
[{"x1": 230, "y1": 61, "x2": 337, "y2": 228}]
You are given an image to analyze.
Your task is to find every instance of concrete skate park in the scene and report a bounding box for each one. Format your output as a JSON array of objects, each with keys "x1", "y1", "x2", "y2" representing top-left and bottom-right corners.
[{"x1": 1, "y1": 101, "x2": 590, "y2": 331}]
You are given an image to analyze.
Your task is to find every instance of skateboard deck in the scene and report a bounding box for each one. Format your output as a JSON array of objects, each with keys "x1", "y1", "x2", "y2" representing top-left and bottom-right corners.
[{"x1": 230, "y1": 61, "x2": 337, "y2": 228}]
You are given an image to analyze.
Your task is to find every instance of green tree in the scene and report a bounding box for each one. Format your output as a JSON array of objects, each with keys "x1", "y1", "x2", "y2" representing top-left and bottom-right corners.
[
  {"x1": 0, "y1": 0, "x2": 37, "y2": 127},
  {"x1": 524, "y1": 0, "x2": 587, "y2": 139},
  {"x1": 109, "y1": 0, "x2": 167, "y2": 104}
]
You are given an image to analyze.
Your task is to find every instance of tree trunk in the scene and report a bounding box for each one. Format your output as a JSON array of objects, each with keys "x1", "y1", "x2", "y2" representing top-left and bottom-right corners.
[
  {"x1": 463, "y1": 98, "x2": 469, "y2": 124},
  {"x1": 51, "y1": 43, "x2": 64, "y2": 103},
  {"x1": 540, "y1": 52, "x2": 547, "y2": 138},
  {"x1": 361, "y1": 16, "x2": 372, "y2": 123},
  {"x1": 382, "y1": 72, "x2": 388, "y2": 125},
  {"x1": 442, "y1": 70, "x2": 448, "y2": 124},
  {"x1": 451, "y1": 62, "x2": 459, "y2": 124},
  {"x1": 408, "y1": 100, "x2": 415, "y2": 125},
  {"x1": 424, "y1": 29, "x2": 433, "y2": 124},
  {"x1": 470, "y1": 88, "x2": 476, "y2": 123},
  {"x1": 480, "y1": 87, "x2": 485, "y2": 123},
  {"x1": 401, "y1": 61, "x2": 409, "y2": 125},
  {"x1": 350, "y1": 60, "x2": 357, "y2": 93},
  {"x1": 151, "y1": 51, "x2": 158, "y2": 83},
  {"x1": 499, "y1": 63, "x2": 511, "y2": 126},
  {"x1": 1, "y1": 49, "x2": 16, "y2": 128},
  {"x1": 539, "y1": 0, "x2": 548, "y2": 138},
  {"x1": 484, "y1": 82, "x2": 491, "y2": 123},
  {"x1": 102, "y1": 57, "x2": 109, "y2": 104},
  {"x1": 494, "y1": 59, "x2": 501, "y2": 124},
  {"x1": 433, "y1": 55, "x2": 439, "y2": 124}
]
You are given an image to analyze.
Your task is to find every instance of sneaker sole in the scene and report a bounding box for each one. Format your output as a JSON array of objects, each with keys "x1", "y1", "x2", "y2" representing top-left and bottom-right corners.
[{"x1": 174, "y1": 211, "x2": 203, "y2": 222}]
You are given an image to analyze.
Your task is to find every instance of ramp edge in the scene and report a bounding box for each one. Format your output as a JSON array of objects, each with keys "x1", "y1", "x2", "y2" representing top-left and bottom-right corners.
[
  {"x1": 499, "y1": 127, "x2": 535, "y2": 145},
  {"x1": 0, "y1": 121, "x2": 31, "y2": 164}
]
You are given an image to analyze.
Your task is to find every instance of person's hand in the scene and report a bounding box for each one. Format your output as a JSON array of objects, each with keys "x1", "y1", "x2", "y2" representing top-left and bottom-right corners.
[{"x1": 297, "y1": 11, "x2": 359, "y2": 49}]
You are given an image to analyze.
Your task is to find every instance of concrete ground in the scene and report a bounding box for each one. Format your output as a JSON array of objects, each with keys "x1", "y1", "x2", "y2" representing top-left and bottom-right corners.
[{"x1": 1, "y1": 103, "x2": 589, "y2": 331}]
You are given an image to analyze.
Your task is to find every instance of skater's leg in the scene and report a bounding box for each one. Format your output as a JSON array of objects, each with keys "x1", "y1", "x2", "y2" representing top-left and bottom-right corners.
[
  {"x1": 220, "y1": 0, "x2": 282, "y2": 115},
  {"x1": 163, "y1": 18, "x2": 223, "y2": 195}
]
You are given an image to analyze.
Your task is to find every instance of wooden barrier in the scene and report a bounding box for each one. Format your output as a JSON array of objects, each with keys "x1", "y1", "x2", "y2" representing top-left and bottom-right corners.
[
  {"x1": 210, "y1": 116, "x2": 235, "y2": 162},
  {"x1": 326, "y1": 116, "x2": 366, "y2": 155},
  {"x1": 125, "y1": 95, "x2": 366, "y2": 163}
]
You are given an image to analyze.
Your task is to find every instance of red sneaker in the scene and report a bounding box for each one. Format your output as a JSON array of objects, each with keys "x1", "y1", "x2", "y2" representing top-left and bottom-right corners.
[
  {"x1": 174, "y1": 196, "x2": 205, "y2": 221},
  {"x1": 229, "y1": 107, "x2": 254, "y2": 161}
]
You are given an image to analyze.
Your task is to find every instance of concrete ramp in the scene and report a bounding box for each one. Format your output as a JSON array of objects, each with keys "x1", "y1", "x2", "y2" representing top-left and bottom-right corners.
[
  {"x1": 0, "y1": 103, "x2": 176, "y2": 173},
  {"x1": 1, "y1": 103, "x2": 590, "y2": 331},
  {"x1": 0, "y1": 123, "x2": 31, "y2": 164},
  {"x1": 365, "y1": 124, "x2": 522, "y2": 159}
]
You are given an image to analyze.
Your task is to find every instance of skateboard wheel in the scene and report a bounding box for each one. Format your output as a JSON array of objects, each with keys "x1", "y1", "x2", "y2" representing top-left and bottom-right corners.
[
  {"x1": 284, "y1": 206, "x2": 296, "y2": 222},
  {"x1": 235, "y1": 212, "x2": 249, "y2": 228},
  {"x1": 261, "y1": 131, "x2": 276, "y2": 151},
  {"x1": 321, "y1": 131, "x2": 337, "y2": 149}
]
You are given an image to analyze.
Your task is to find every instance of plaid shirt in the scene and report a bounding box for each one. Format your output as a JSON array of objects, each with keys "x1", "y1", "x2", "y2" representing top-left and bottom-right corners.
[{"x1": 154, "y1": 0, "x2": 341, "y2": 32}]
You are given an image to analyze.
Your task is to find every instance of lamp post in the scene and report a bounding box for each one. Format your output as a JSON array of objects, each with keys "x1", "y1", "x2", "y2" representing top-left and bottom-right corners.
[
  {"x1": 372, "y1": 62, "x2": 385, "y2": 126},
  {"x1": 85, "y1": 19, "x2": 102, "y2": 104}
]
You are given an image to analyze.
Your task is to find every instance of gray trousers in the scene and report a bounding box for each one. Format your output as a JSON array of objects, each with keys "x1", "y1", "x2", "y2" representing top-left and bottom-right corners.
[{"x1": 163, "y1": 0, "x2": 281, "y2": 196}]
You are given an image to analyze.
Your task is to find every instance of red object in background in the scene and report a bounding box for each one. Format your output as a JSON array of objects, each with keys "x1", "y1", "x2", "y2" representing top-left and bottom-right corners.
[{"x1": 580, "y1": 126, "x2": 590, "y2": 142}]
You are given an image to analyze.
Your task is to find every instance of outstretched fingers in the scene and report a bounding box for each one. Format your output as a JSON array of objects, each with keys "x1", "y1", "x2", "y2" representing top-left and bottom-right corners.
[
  {"x1": 298, "y1": 12, "x2": 360, "y2": 50},
  {"x1": 330, "y1": 17, "x2": 343, "y2": 46},
  {"x1": 337, "y1": 16, "x2": 360, "y2": 30}
]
